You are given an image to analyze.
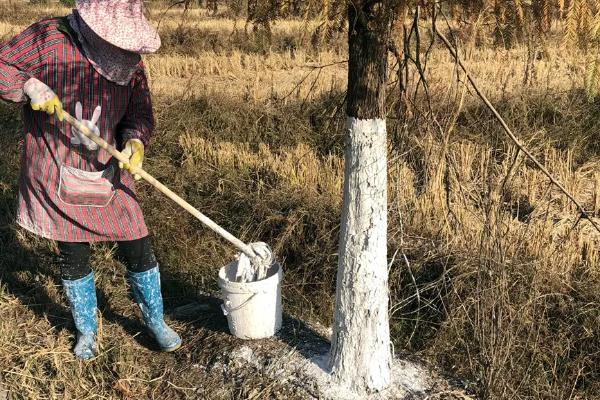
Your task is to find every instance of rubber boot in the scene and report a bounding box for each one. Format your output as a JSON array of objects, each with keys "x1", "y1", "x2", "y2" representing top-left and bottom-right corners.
[
  {"x1": 62, "y1": 272, "x2": 98, "y2": 360},
  {"x1": 128, "y1": 266, "x2": 182, "y2": 352}
]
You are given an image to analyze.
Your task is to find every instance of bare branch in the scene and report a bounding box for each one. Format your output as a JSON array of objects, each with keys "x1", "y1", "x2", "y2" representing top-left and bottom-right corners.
[{"x1": 433, "y1": 20, "x2": 600, "y2": 236}]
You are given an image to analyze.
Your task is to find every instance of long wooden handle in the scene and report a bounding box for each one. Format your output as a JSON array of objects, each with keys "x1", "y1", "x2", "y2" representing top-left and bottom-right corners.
[{"x1": 62, "y1": 111, "x2": 256, "y2": 258}]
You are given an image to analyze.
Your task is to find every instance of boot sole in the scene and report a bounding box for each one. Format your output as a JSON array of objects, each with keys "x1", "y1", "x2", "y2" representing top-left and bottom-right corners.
[{"x1": 162, "y1": 341, "x2": 182, "y2": 353}]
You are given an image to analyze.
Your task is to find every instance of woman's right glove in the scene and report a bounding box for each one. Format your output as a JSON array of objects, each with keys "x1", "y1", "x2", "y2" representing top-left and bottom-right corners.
[
  {"x1": 23, "y1": 77, "x2": 64, "y2": 121},
  {"x1": 119, "y1": 139, "x2": 144, "y2": 181}
]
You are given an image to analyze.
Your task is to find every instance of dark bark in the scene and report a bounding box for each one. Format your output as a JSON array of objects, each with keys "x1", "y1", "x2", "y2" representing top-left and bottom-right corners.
[
  {"x1": 327, "y1": 1, "x2": 400, "y2": 393},
  {"x1": 346, "y1": 0, "x2": 397, "y2": 119}
]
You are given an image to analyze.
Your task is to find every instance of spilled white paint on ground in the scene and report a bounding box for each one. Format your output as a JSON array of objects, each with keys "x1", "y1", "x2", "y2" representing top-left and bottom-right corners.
[
  {"x1": 223, "y1": 317, "x2": 435, "y2": 399},
  {"x1": 285, "y1": 348, "x2": 431, "y2": 400}
]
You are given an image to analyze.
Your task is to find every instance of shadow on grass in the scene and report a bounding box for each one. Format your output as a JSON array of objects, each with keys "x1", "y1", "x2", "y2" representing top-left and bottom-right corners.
[
  {"x1": 0, "y1": 192, "x2": 71, "y2": 331},
  {"x1": 160, "y1": 267, "x2": 330, "y2": 341},
  {"x1": 159, "y1": 259, "x2": 330, "y2": 364},
  {"x1": 153, "y1": 88, "x2": 348, "y2": 158},
  {"x1": 0, "y1": 206, "x2": 149, "y2": 349},
  {"x1": 0, "y1": 90, "x2": 336, "y2": 366},
  {"x1": 0, "y1": 114, "x2": 229, "y2": 356},
  {"x1": 279, "y1": 313, "x2": 331, "y2": 362}
]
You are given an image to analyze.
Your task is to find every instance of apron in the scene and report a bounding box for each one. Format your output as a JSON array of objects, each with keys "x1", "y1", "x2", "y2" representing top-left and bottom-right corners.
[{"x1": 0, "y1": 18, "x2": 153, "y2": 242}]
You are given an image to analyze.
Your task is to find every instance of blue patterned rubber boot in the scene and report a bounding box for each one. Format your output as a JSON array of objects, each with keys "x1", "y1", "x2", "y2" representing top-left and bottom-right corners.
[
  {"x1": 128, "y1": 266, "x2": 182, "y2": 352},
  {"x1": 62, "y1": 272, "x2": 98, "y2": 360}
]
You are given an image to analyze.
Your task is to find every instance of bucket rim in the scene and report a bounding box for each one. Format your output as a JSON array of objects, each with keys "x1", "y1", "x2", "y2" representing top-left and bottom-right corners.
[{"x1": 218, "y1": 261, "x2": 283, "y2": 292}]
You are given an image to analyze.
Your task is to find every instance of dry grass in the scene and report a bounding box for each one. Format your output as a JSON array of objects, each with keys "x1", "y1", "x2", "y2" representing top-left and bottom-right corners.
[{"x1": 1, "y1": 2, "x2": 600, "y2": 399}]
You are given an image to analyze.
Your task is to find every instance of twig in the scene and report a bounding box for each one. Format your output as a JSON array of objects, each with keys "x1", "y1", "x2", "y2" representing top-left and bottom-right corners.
[
  {"x1": 433, "y1": 25, "x2": 600, "y2": 236},
  {"x1": 396, "y1": 190, "x2": 421, "y2": 345},
  {"x1": 282, "y1": 60, "x2": 347, "y2": 101},
  {"x1": 303, "y1": 60, "x2": 348, "y2": 69},
  {"x1": 301, "y1": 67, "x2": 323, "y2": 109},
  {"x1": 157, "y1": 0, "x2": 191, "y2": 30},
  {"x1": 550, "y1": 214, "x2": 585, "y2": 259}
]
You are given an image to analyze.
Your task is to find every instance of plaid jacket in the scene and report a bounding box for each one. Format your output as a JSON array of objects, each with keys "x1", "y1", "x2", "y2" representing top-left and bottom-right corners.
[{"x1": 0, "y1": 17, "x2": 153, "y2": 242}]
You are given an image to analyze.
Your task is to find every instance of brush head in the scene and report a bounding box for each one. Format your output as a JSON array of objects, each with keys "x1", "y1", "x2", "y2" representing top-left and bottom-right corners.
[{"x1": 234, "y1": 242, "x2": 274, "y2": 283}]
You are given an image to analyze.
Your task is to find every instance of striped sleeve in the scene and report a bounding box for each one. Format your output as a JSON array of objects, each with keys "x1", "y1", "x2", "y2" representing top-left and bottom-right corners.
[
  {"x1": 0, "y1": 20, "x2": 63, "y2": 103},
  {"x1": 117, "y1": 68, "x2": 154, "y2": 148},
  {"x1": 0, "y1": 36, "x2": 31, "y2": 103}
]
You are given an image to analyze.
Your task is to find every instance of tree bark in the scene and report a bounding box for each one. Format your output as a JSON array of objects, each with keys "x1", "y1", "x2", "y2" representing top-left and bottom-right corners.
[{"x1": 329, "y1": 0, "x2": 397, "y2": 394}]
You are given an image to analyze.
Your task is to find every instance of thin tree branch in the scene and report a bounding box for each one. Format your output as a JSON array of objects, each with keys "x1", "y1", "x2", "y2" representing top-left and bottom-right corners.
[{"x1": 433, "y1": 24, "x2": 600, "y2": 236}]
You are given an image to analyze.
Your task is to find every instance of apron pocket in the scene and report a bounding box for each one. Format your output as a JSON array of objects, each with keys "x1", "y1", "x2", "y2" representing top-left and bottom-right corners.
[{"x1": 58, "y1": 165, "x2": 116, "y2": 207}]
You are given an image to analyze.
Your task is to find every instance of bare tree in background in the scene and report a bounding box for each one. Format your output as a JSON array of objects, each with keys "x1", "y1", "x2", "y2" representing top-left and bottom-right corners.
[{"x1": 329, "y1": 0, "x2": 399, "y2": 394}]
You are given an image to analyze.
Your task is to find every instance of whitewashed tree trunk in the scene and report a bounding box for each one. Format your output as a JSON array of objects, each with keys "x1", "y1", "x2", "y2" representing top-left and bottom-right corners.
[
  {"x1": 328, "y1": 0, "x2": 397, "y2": 395},
  {"x1": 329, "y1": 117, "x2": 391, "y2": 392}
]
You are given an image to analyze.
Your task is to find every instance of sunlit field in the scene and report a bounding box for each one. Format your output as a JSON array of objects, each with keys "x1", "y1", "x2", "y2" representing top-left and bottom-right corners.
[{"x1": 1, "y1": 2, "x2": 600, "y2": 399}]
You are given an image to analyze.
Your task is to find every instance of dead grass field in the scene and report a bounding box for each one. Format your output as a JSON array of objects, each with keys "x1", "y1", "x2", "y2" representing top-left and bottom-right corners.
[{"x1": 1, "y1": 2, "x2": 600, "y2": 399}]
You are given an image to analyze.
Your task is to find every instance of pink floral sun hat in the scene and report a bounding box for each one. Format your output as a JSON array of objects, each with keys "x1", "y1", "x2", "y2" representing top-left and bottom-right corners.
[{"x1": 75, "y1": 0, "x2": 161, "y2": 54}]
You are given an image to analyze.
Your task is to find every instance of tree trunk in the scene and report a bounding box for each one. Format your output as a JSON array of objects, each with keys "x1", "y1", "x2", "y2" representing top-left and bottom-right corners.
[{"x1": 329, "y1": 0, "x2": 396, "y2": 394}]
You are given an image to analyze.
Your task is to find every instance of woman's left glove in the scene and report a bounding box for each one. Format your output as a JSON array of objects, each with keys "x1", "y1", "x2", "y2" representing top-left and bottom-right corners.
[
  {"x1": 71, "y1": 102, "x2": 101, "y2": 151},
  {"x1": 119, "y1": 139, "x2": 144, "y2": 181},
  {"x1": 23, "y1": 77, "x2": 64, "y2": 121}
]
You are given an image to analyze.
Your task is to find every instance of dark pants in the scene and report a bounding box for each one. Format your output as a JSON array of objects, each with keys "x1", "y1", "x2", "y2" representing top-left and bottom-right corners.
[{"x1": 58, "y1": 236, "x2": 157, "y2": 280}]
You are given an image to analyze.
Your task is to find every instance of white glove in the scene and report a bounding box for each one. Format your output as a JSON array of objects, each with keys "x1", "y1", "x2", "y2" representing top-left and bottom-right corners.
[
  {"x1": 71, "y1": 102, "x2": 100, "y2": 151},
  {"x1": 23, "y1": 77, "x2": 64, "y2": 121}
]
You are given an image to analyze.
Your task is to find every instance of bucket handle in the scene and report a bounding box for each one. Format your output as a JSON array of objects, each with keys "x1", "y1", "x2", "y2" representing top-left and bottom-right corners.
[
  {"x1": 221, "y1": 302, "x2": 230, "y2": 316},
  {"x1": 220, "y1": 293, "x2": 258, "y2": 316}
]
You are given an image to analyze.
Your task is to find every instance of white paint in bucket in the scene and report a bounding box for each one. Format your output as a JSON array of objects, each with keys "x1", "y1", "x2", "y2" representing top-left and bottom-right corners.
[{"x1": 218, "y1": 261, "x2": 283, "y2": 339}]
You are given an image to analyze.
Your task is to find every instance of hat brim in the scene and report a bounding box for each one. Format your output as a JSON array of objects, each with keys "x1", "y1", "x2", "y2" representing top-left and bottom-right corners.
[{"x1": 77, "y1": 5, "x2": 161, "y2": 54}]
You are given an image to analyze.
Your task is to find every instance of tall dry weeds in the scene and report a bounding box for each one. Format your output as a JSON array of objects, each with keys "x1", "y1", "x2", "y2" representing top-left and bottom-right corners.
[{"x1": 0, "y1": 2, "x2": 600, "y2": 399}]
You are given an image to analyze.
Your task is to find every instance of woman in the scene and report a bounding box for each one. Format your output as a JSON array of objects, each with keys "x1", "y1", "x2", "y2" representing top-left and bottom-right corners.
[{"x1": 0, "y1": 0, "x2": 181, "y2": 359}]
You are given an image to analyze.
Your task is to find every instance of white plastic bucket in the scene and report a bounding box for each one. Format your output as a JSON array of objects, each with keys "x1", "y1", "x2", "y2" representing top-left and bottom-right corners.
[{"x1": 218, "y1": 261, "x2": 283, "y2": 339}]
